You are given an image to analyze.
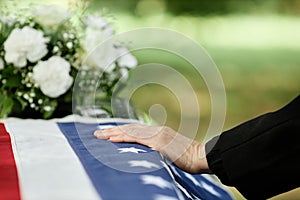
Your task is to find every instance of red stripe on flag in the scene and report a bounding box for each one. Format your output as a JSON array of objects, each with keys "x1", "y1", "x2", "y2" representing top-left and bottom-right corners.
[{"x1": 0, "y1": 123, "x2": 21, "y2": 200}]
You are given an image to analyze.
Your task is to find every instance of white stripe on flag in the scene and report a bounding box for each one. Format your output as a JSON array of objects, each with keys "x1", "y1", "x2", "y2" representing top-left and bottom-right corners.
[{"x1": 5, "y1": 121, "x2": 100, "y2": 200}]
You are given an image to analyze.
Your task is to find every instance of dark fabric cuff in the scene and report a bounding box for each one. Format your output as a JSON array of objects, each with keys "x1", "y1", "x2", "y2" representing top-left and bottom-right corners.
[{"x1": 205, "y1": 136, "x2": 231, "y2": 186}]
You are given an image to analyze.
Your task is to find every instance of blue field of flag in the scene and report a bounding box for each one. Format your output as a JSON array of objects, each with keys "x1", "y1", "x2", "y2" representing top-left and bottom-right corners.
[{"x1": 58, "y1": 122, "x2": 233, "y2": 200}]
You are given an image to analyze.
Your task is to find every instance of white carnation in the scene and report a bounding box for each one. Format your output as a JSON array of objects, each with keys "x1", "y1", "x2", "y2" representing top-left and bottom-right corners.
[
  {"x1": 85, "y1": 40, "x2": 118, "y2": 72},
  {"x1": 82, "y1": 26, "x2": 118, "y2": 71},
  {"x1": 32, "y1": 56, "x2": 73, "y2": 98},
  {"x1": 0, "y1": 57, "x2": 4, "y2": 70},
  {"x1": 84, "y1": 15, "x2": 109, "y2": 29},
  {"x1": 117, "y1": 47, "x2": 137, "y2": 68},
  {"x1": 4, "y1": 26, "x2": 49, "y2": 68},
  {"x1": 33, "y1": 5, "x2": 71, "y2": 27},
  {"x1": 0, "y1": 15, "x2": 16, "y2": 26},
  {"x1": 120, "y1": 68, "x2": 129, "y2": 81},
  {"x1": 82, "y1": 26, "x2": 113, "y2": 52}
]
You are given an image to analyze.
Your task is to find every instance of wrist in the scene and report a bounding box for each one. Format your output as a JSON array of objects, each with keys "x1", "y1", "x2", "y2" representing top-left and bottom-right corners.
[
  {"x1": 197, "y1": 142, "x2": 211, "y2": 173},
  {"x1": 189, "y1": 141, "x2": 211, "y2": 174}
]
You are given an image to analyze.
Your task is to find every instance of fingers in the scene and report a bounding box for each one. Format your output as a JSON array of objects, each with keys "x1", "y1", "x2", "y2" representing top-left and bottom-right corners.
[
  {"x1": 93, "y1": 124, "x2": 210, "y2": 174},
  {"x1": 94, "y1": 130, "x2": 110, "y2": 140},
  {"x1": 94, "y1": 125, "x2": 138, "y2": 143},
  {"x1": 93, "y1": 124, "x2": 161, "y2": 146},
  {"x1": 94, "y1": 129, "x2": 121, "y2": 140},
  {"x1": 108, "y1": 135, "x2": 136, "y2": 143}
]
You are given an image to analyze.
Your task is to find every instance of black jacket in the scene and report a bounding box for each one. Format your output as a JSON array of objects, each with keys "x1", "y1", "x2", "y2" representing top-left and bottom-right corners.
[{"x1": 206, "y1": 95, "x2": 300, "y2": 199}]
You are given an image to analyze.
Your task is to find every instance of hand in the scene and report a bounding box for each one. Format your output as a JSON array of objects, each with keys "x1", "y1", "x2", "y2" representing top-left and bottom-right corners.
[{"x1": 94, "y1": 124, "x2": 211, "y2": 174}]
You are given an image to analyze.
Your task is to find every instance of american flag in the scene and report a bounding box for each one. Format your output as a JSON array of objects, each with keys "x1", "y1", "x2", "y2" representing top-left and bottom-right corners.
[{"x1": 0, "y1": 119, "x2": 233, "y2": 200}]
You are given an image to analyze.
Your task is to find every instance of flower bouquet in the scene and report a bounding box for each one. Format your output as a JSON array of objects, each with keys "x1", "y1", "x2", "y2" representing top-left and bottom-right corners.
[{"x1": 0, "y1": 5, "x2": 137, "y2": 119}]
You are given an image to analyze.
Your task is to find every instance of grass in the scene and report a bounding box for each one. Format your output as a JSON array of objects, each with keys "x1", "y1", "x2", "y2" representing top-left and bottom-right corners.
[
  {"x1": 108, "y1": 12, "x2": 300, "y2": 132},
  {"x1": 111, "y1": 13, "x2": 300, "y2": 200},
  {"x1": 127, "y1": 46, "x2": 299, "y2": 135}
]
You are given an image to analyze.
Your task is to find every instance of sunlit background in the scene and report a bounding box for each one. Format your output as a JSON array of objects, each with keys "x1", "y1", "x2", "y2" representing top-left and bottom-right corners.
[{"x1": 1, "y1": 0, "x2": 299, "y2": 199}]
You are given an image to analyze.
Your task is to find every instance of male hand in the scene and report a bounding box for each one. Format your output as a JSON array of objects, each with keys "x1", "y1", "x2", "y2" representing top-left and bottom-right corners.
[{"x1": 94, "y1": 124, "x2": 210, "y2": 174}]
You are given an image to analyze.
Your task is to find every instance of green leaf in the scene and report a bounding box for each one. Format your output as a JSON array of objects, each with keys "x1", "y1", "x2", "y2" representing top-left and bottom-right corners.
[
  {"x1": 0, "y1": 93, "x2": 5, "y2": 106},
  {"x1": 0, "y1": 96, "x2": 14, "y2": 117},
  {"x1": 63, "y1": 90, "x2": 72, "y2": 102},
  {"x1": 100, "y1": 104, "x2": 112, "y2": 116},
  {"x1": 5, "y1": 75, "x2": 22, "y2": 87},
  {"x1": 1, "y1": 65, "x2": 15, "y2": 76}
]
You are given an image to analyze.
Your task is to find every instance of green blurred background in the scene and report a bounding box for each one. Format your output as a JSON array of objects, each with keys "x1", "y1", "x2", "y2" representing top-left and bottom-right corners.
[{"x1": 1, "y1": 0, "x2": 299, "y2": 199}]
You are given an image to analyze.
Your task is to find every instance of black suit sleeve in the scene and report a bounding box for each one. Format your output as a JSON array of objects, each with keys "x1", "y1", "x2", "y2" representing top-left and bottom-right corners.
[{"x1": 205, "y1": 95, "x2": 300, "y2": 199}]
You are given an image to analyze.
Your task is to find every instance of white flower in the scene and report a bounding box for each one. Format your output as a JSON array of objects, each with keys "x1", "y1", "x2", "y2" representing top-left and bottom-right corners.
[
  {"x1": 33, "y1": 5, "x2": 71, "y2": 27},
  {"x1": 120, "y1": 68, "x2": 129, "y2": 81},
  {"x1": 82, "y1": 25, "x2": 113, "y2": 51},
  {"x1": 82, "y1": 23, "x2": 118, "y2": 71},
  {"x1": 117, "y1": 47, "x2": 137, "y2": 68},
  {"x1": 0, "y1": 57, "x2": 4, "y2": 70},
  {"x1": 4, "y1": 26, "x2": 49, "y2": 68},
  {"x1": 84, "y1": 15, "x2": 109, "y2": 29},
  {"x1": 0, "y1": 15, "x2": 16, "y2": 26},
  {"x1": 32, "y1": 56, "x2": 73, "y2": 98},
  {"x1": 85, "y1": 40, "x2": 118, "y2": 72}
]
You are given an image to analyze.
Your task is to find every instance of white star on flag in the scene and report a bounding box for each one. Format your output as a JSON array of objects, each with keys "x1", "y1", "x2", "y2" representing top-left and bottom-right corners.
[
  {"x1": 140, "y1": 175, "x2": 173, "y2": 189},
  {"x1": 201, "y1": 181, "x2": 221, "y2": 197},
  {"x1": 118, "y1": 147, "x2": 147, "y2": 154},
  {"x1": 128, "y1": 160, "x2": 160, "y2": 169}
]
